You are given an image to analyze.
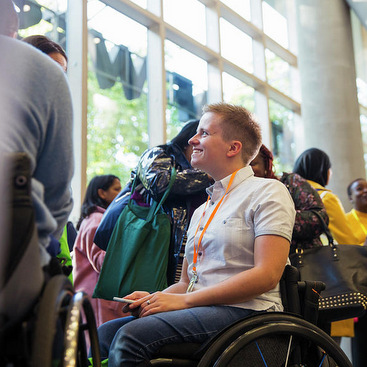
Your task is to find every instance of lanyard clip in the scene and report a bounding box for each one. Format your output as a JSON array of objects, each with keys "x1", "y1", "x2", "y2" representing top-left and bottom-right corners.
[{"x1": 186, "y1": 271, "x2": 198, "y2": 293}]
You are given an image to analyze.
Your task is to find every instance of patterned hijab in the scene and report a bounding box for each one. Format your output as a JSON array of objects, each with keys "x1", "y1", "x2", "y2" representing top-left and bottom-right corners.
[
  {"x1": 259, "y1": 144, "x2": 277, "y2": 179},
  {"x1": 293, "y1": 148, "x2": 331, "y2": 187}
]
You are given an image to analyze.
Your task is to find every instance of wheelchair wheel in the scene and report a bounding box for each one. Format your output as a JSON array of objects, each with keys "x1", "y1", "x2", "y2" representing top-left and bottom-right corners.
[
  {"x1": 63, "y1": 291, "x2": 101, "y2": 367},
  {"x1": 199, "y1": 313, "x2": 352, "y2": 367},
  {"x1": 30, "y1": 274, "x2": 74, "y2": 367}
]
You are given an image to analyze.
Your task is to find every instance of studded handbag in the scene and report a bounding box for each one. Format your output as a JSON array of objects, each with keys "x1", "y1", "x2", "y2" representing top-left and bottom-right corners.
[{"x1": 289, "y1": 211, "x2": 367, "y2": 323}]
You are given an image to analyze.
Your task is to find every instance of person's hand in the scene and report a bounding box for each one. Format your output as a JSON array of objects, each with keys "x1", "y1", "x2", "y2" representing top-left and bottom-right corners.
[
  {"x1": 133, "y1": 292, "x2": 189, "y2": 318},
  {"x1": 121, "y1": 291, "x2": 150, "y2": 314}
]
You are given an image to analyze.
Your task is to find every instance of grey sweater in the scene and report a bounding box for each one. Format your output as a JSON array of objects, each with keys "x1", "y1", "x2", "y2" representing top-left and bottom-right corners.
[{"x1": 0, "y1": 36, "x2": 74, "y2": 266}]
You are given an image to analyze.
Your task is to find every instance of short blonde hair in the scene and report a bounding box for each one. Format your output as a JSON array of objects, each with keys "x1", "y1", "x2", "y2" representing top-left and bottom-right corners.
[{"x1": 202, "y1": 103, "x2": 262, "y2": 164}]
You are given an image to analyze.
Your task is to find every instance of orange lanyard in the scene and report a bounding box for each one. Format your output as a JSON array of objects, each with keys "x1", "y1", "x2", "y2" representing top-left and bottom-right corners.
[
  {"x1": 187, "y1": 169, "x2": 239, "y2": 292},
  {"x1": 352, "y1": 209, "x2": 367, "y2": 236}
]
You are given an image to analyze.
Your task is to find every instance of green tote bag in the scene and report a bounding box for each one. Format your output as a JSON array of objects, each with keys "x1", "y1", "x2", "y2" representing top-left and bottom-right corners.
[{"x1": 93, "y1": 167, "x2": 177, "y2": 301}]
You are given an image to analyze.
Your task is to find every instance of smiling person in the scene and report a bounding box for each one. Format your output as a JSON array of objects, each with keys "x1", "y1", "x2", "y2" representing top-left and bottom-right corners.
[
  {"x1": 346, "y1": 178, "x2": 367, "y2": 245},
  {"x1": 95, "y1": 103, "x2": 296, "y2": 367},
  {"x1": 346, "y1": 179, "x2": 367, "y2": 367}
]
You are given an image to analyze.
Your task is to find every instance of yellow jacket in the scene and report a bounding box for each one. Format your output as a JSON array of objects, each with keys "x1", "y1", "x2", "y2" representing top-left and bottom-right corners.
[
  {"x1": 346, "y1": 209, "x2": 367, "y2": 246},
  {"x1": 307, "y1": 180, "x2": 360, "y2": 245},
  {"x1": 307, "y1": 180, "x2": 355, "y2": 337}
]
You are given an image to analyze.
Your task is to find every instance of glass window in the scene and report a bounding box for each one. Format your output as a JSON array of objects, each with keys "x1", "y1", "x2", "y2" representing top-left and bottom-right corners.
[
  {"x1": 360, "y1": 114, "x2": 367, "y2": 173},
  {"x1": 220, "y1": 18, "x2": 253, "y2": 73},
  {"x1": 16, "y1": 0, "x2": 67, "y2": 48},
  {"x1": 220, "y1": 0, "x2": 251, "y2": 21},
  {"x1": 163, "y1": 0, "x2": 206, "y2": 45},
  {"x1": 165, "y1": 40, "x2": 208, "y2": 141},
  {"x1": 352, "y1": 12, "x2": 367, "y2": 171},
  {"x1": 87, "y1": 1, "x2": 148, "y2": 184},
  {"x1": 357, "y1": 78, "x2": 367, "y2": 107},
  {"x1": 262, "y1": 0, "x2": 289, "y2": 49},
  {"x1": 352, "y1": 12, "x2": 367, "y2": 108},
  {"x1": 223, "y1": 72, "x2": 255, "y2": 112},
  {"x1": 88, "y1": 2, "x2": 147, "y2": 55},
  {"x1": 269, "y1": 99, "x2": 295, "y2": 174},
  {"x1": 130, "y1": 0, "x2": 147, "y2": 9},
  {"x1": 265, "y1": 48, "x2": 291, "y2": 96}
]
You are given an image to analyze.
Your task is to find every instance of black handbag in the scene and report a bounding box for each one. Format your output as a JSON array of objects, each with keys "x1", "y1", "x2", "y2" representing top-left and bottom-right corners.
[{"x1": 289, "y1": 211, "x2": 367, "y2": 322}]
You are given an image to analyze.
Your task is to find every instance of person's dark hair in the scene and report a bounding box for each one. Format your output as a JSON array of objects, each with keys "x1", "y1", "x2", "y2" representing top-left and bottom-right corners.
[
  {"x1": 347, "y1": 178, "x2": 365, "y2": 198},
  {"x1": 0, "y1": 0, "x2": 19, "y2": 36},
  {"x1": 170, "y1": 119, "x2": 199, "y2": 151},
  {"x1": 293, "y1": 148, "x2": 331, "y2": 187},
  {"x1": 259, "y1": 144, "x2": 277, "y2": 179},
  {"x1": 22, "y1": 34, "x2": 68, "y2": 62},
  {"x1": 76, "y1": 174, "x2": 119, "y2": 230}
]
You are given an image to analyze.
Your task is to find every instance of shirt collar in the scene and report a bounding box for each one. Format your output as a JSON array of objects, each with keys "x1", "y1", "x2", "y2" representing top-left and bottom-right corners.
[{"x1": 206, "y1": 166, "x2": 254, "y2": 198}]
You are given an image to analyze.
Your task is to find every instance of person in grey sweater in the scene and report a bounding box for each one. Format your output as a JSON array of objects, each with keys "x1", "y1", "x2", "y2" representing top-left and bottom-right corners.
[{"x1": 0, "y1": 0, "x2": 74, "y2": 267}]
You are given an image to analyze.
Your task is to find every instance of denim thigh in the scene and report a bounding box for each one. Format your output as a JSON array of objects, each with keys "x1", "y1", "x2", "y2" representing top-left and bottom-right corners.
[
  {"x1": 108, "y1": 306, "x2": 257, "y2": 367},
  {"x1": 97, "y1": 316, "x2": 136, "y2": 359}
]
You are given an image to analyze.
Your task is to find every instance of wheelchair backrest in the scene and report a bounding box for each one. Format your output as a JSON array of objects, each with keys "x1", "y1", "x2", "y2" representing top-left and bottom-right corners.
[{"x1": 0, "y1": 152, "x2": 44, "y2": 332}]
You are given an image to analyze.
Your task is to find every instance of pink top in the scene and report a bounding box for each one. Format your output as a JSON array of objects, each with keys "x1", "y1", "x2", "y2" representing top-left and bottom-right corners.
[{"x1": 72, "y1": 207, "x2": 127, "y2": 328}]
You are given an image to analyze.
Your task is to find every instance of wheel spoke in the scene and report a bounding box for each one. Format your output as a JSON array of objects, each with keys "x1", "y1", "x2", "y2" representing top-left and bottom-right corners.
[
  {"x1": 284, "y1": 334, "x2": 293, "y2": 367},
  {"x1": 255, "y1": 341, "x2": 268, "y2": 367},
  {"x1": 318, "y1": 352, "x2": 327, "y2": 367}
]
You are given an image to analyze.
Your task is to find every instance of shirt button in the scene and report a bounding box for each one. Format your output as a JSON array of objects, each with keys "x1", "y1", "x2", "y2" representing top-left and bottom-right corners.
[
  {"x1": 198, "y1": 252, "x2": 203, "y2": 256},
  {"x1": 223, "y1": 220, "x2": 227, "y2": 224},
  {"x1": 200, "y1": 226, "x2": 204, "y2": 230}
]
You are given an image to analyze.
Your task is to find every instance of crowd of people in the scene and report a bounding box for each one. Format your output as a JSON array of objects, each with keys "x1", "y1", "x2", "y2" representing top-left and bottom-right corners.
[{"x1": 1, "y1": 1, "x2": 366, "y2": 366}]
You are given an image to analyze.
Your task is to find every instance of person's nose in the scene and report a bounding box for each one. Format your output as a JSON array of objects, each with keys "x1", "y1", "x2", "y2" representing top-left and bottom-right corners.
[{"x1": 188, "y1": 134, "x2": 199, "y2": 146}]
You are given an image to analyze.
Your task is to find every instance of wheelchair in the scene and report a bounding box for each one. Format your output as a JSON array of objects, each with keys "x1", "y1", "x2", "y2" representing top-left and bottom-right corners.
[
  {"x1": 145, "y1": 265, "x2": 353, "y2": 367},
  {"x1": 0, "y1": 153, "x2": 101, "y2": 367}
]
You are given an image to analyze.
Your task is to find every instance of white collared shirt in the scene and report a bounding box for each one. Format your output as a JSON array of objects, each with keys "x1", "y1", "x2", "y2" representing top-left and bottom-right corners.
[{"x1": 185, "y1": 166, "x2": 296, "y2": 311}]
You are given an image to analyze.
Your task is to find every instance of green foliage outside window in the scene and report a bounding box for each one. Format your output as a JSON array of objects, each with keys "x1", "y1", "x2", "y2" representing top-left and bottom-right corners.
[{"x1": 87, "y1": 66, "x2": 148, "y2": 185}]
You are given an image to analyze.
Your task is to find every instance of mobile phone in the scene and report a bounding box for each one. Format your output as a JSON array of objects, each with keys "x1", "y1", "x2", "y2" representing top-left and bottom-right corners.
[{"x1": 113, "y1": 297, "x2": 135, "y2": 304}]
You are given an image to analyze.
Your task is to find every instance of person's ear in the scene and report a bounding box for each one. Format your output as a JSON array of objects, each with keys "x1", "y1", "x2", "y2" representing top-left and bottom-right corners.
[
  {"x1": 98, "y1": 188, "x2": 107, "y2": 200},
  {"x1": 227, "y1": 141, "x2": 242, "y2": 158}
]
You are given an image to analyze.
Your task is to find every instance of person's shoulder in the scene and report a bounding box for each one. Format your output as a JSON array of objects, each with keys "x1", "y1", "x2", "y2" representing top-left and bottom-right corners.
[
  {"x1": 91, "y1": 206, "x2": 106, "y2": 217},
  {"x1": 80, "y1": 209, "x2": 105, "y2": 229},
  {"x1": 1, "y1": 36, "x2": 39, "y2": 60},
  {"x1": 319, "y1": 188, "x2": 335, "y2": 200},
  {"x1": 280, "y1": 172, "x2": 305, "y2": 184},
  {"x1": 1, "y1": 36, "x2": 66, "y2": 77},
  {"x1": 251, "y1": 175, "x2": 282, "y2": 187},
  {"x1": 140, "y1": 145, "x2": 166, "y2": 160},
  {"x1": 247, "y1": 175, "x2": 288, "y2": 193}
]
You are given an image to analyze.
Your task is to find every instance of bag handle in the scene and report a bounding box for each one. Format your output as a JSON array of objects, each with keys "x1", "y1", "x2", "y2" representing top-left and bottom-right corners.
[
  {"x1": 294, "y1": 210, "x2": 339, "y2": 267},
  {"x1": 148, "y1": 166, "x2": 177, "y2": 220},
  {"x1": 128, "y1": 166, "x2": 177, "y2": 220},
  {"x1": 310, "y1": 210, "x2": 335, "y2": 247}
]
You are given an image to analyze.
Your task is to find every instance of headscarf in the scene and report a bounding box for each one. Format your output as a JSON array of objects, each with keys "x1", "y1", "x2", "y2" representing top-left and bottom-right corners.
[
  {"x1": 293, "y1": 148, "x2": 331, "y2": 187},
  {"x1": 259, "y1": 144, "x2": 277, "y2": 179}
]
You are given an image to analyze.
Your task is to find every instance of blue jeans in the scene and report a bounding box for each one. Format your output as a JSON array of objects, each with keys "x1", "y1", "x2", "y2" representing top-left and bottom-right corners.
[{"x1": 97, "y1": 306, "x2": 257, "y2": 367}]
